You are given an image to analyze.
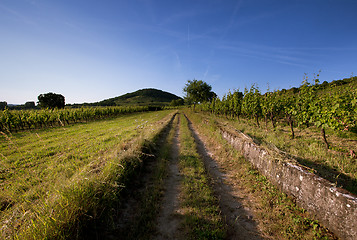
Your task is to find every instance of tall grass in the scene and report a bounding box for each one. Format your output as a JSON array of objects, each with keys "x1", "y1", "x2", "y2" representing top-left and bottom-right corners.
[{"x1": 0, "y1": 110, "x2": 175, "y2": 239}]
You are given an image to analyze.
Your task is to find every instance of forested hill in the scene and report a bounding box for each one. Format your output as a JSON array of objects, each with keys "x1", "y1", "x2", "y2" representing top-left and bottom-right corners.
[{"x1": 92, "y1": 88, "x2": 182, "y2": 106}]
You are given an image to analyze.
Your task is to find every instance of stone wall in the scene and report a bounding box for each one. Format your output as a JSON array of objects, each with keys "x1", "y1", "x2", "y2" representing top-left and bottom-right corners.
[{"x1": 220, "y1": 127, "x2": 357, "y2": 240}]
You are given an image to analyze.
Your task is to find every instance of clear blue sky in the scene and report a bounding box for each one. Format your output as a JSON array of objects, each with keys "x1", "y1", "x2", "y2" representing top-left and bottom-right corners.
[{"x1": 1, "y1": 0, "x2": 356, "y2": 104}]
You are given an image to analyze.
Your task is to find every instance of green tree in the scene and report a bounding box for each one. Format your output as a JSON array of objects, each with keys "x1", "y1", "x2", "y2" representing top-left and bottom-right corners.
[
  {"x1": 183, "y1": 79, "x2": 216, "y2": 109},
  {"x1": 24, "y1": 101, "x2": 36, "y2": 109},
  {"x1": 38, "y1": 93, "x2": 65, "y2": 109},
  {"x1": 0, "y1": 101, "x2": 7, "y2": 110}
]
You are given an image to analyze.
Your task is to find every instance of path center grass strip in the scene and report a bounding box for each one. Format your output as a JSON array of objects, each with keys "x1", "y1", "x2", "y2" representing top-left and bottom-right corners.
[
  {"x1": 0, "y1": 110, "x2": 175, "y2": 239},
  {"x1": 178, "y1": 113, "x2": 226, "y2": 239}
]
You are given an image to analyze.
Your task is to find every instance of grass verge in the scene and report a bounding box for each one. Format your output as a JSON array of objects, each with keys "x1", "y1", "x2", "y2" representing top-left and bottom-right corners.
[{"x1": 185, "y1": 109, "x2": 337, "y2": 240}]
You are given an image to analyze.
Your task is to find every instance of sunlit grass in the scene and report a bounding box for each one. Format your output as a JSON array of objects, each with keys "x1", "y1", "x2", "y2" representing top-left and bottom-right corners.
[{"x1": 0, "y1": 110, "x2": 174, "y2": 239}]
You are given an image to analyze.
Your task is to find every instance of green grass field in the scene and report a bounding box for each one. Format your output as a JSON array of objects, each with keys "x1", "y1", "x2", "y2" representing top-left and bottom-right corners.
[{"x1": 0, "y1": 110, "x2": 175, "y2": 239}]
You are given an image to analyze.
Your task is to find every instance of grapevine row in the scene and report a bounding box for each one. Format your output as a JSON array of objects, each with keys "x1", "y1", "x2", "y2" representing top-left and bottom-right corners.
[
  {"x1": 197, "y1": 77, "x2": 357, "y2": 148},
  {"x1": 0, "y1": 106, "x2": 150, "y2": 132}
]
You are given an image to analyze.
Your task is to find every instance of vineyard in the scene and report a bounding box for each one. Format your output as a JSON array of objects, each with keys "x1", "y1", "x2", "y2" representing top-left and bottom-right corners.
[
  {"x1": 0, "y1": 106, "x2": 150, "y2": 132},
  {"x1": 197, "y1": 76, "x2": 357, "y2": 149},
  {"x1": 195, "y1": 77, "x2": 357, "y2": 197},
  {"x1": 1, "y1": 107, "x2": 354, "y2": 239}
]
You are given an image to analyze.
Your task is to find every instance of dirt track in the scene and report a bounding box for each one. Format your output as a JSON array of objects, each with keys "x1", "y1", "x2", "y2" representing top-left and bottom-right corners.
[
  {"x1": 155, "y1": 115, "x2": 182, "y2": 239},
  {"x1": 184, "y1": 115, "x2": 263, "y2": 240},
  {"x1": 84, "y1": 112, "x2": 264, "y2": 239},
  {"x1": 151, "y1": 113, "x2": 263, "y2": 239}
]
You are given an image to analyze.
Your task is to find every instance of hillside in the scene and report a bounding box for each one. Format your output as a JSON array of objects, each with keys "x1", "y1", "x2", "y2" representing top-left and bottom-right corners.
[
  {"x1": 279, "y1": 75, "x2": 357, "y2": 95},
  {"x1": 92, "y1": 88, "x2": 183, "y2": 106}
]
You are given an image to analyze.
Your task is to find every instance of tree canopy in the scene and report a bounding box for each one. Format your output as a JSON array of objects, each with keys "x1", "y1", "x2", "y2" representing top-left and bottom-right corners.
[
  {"x1": 0, "y1": 102, "x2": 7, "y2": 110},
  {"x1": 38, "y1": 92, "x2": 65, "y2": 109},
  {"x1": 183, "y1": 79, "x2": 216, "y2": 106}
]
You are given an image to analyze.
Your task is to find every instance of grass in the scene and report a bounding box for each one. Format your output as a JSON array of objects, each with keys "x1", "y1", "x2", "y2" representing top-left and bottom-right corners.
[
  {"x1": 184, "y1": 109, "x2": 337, "y2": 239},
  {"x1": 178, "y1": 113, "x2": 226, "y2": 239},
  {"x1": 195, "y1": 111, "x2": 357, "y2": 195},
  {"x1": 0, "y1": 110, "x2": 175, "y2": 239},
  {"x1": 117, "y1": 113, "x2": 180, "y2": 239},
  {"x1": 112, "y1": 111, "x2": 226, "y2": 239}
]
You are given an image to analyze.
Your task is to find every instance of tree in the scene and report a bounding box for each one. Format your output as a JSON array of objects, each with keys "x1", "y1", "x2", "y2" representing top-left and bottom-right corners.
[
  {"x1": 38, "y1": 92, "x2": 65, "y2": 109},
  {"x1": 0, "y1": 101, "x2": 7, "y2": 110},
  {"x1": 24, "y1": 101, "x2": 36, "y2": 109},
  {"x1": 183, "y1": 79, "x2": 216, "y2": 108}
]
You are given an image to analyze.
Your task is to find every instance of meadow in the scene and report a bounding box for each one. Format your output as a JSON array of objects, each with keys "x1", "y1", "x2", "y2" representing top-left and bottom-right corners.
[{"x1": 0, "y1": 110, "x2": 175, "y2": 239}]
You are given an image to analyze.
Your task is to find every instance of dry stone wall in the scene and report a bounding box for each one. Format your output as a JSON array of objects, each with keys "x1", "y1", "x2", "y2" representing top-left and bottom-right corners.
[{"x1": 220, "y1": 127, "x2": 357, "y2": 240}]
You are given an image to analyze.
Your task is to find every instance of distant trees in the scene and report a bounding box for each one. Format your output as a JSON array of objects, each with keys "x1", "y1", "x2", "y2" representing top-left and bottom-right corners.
[
  {"x1": 38, "y1": 93, "x2": 65, "y2": 109},
  {"x1": 170, "y1": 99, "x2": 184, "y2": 106},
  {"x1": 24, "y1": 101, "x2": 36, "y2": 109},
  {"x1": 0, "y1": 102, "x2": 7, "y2": 110},
  {"x1": 183, "y1": 79, "x2": 216, "y2": 108}
]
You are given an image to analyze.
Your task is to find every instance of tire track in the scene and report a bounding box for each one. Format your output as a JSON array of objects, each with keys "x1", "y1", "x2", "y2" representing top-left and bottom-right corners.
[
  {"x1": 154, "y1": 114, "x2": 183, "y2": 239},
  {"x1": 184, "y1": 114, "x2": 263, "y2": 240}
]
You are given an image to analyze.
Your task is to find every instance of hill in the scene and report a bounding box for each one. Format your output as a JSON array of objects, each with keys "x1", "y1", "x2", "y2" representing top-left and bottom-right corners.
[
  {"x1": 279, "y1": 75, "x2": 357, "y2": 95},
  {"x1": 92, "y1": 88, "x2": 183, "y2": 106}
]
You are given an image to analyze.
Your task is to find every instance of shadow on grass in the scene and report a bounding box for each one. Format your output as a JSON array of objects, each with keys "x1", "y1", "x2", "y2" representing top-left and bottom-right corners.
[
  {"x1": 78, "y1": 114, "x2": 178, "y2": 240},
  {"x1": 182, "y1": 213, "x2": 226, "y2": 239}
]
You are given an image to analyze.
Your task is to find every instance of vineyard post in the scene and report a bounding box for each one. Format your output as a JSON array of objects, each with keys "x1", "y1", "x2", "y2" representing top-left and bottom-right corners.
[{"x1": 321, "y1": 128, "x2": 329, "y2": 149}]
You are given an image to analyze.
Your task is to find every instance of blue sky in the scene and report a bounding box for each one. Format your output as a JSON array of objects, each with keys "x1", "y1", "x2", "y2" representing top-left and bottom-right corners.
[{"x1": 1, "y1": 0, "x2": 356, "y2": 104}]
